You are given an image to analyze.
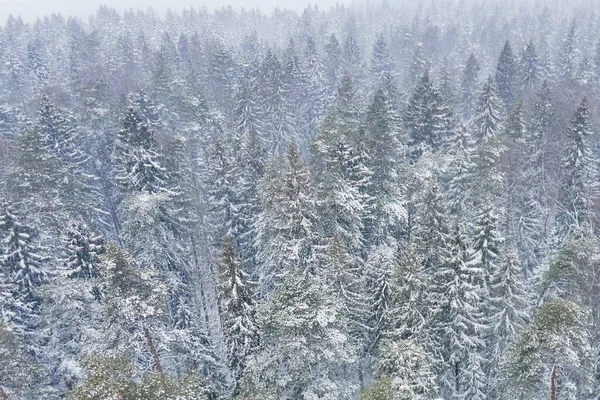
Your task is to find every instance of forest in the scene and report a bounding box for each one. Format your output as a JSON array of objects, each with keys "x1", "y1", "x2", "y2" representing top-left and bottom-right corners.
[{"x1": 0, "y1": 0, "x2": 600, "y2": 398}]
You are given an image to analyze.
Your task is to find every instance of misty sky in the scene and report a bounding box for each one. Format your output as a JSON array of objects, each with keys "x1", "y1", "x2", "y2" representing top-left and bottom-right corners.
[{"x1": 0, "y1": 0, "x2": 349, "y2": 23}]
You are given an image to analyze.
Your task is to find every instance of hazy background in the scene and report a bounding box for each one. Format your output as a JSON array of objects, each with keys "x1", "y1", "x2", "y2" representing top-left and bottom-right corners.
[{"x1": 0, "y1": 0, "x2": 351, "y2": 23}]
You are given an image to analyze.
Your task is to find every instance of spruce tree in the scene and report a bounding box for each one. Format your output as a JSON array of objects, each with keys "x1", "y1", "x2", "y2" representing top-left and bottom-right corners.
[
  {"x1": 311, "y1": 110, "x2": 367, "y2": 254},
  {"x1": 240, "y1": 272, "x2": 358, "y2": 400},
  {"x1": 520, "y1": 41, "x2": 542, "y2": 90},
  {"x1": 554, "y1": 98, "x2": 596, "y2": 248},
  {"x1": 558, "y1": 25, "x2": 578, "y2": 80},
  {"x1": 0, "y1": 198, "x2": 49, "y2": 326},
  {"x1": 460, "y1": 53, "x2": 481, "y2": 119},
  {"x1": 361, "y1": 89, "x2": 406, "y2": 244},
  {"x1": 37, "y1": 222, "x2": 104, "y2": 395},
  {"x1": 445, "y1": 124, "x2": 476, "y2": 217},
  {"x1": 495, "y1": 41, "x2": 518, "y2": 108},
  {"x1": 217, "y1": 235, "x2": 258, "y2": 393},
  {"x1": 404, "y1": 70, "x2": 452, "y2": 158},
  {"x1": 437, "y1": 223, "x2": 487, "y2": 399},
  {"x1": 254, "y1": 143, "x2": 317, "y2": 293},
  {"x1": 472, "y1": 76, "x2": 504, "y2": 143},
  {"x1": 487, "y1": 244, "x2": 528, "y2": 398},
  {"x1": 113, "y1": 107, "x2": 168, "y2": 195},
  {"x1": 468, "y1": 199, "x2": 502, "y2": 299}
]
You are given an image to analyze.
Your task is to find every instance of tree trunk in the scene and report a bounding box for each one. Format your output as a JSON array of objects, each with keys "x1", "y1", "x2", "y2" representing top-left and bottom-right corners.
[
  {"x1": 143, "y1": 326, "x2": 164, "y2": 374},
  {"x1": 0, "y1": 387, "x2": 8, "y2": 400},
  {"x1": 551, "y1": 364, "x2": 557, "y2": 400}
]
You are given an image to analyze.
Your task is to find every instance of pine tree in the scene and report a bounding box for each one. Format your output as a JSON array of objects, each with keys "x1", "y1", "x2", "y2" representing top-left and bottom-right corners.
[
  {"x1": 495, "y1": 41, "x2": 518, "y2": 108},
  {"x1": 554, "y1": 98, "x2": 596, "y2": 248},
  {"x1": 239, "y1": 272, "x2": 359, "y2": 400},
  {"x1": 96, "y1": 245, "x2": 170, "y2": 373},
  {"x1": 217, "y1": 235, "x2": 258, "y2": 393},
  {"x1": 502, "y1": 299, "x2": 593, "y2": 400}
]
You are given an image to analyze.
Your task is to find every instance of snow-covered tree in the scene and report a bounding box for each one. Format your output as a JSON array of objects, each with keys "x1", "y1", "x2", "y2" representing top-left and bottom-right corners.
[
  {"x1": 472, "y1": 76, "x2": 504, "y2": 143},
  {"x1": 495, "y1": 41, "x2": 518, "y2": 108},
  {"x1": 405, "y1": 70, "x2": 453, "y2": 158},
  {"x1": 254, "y1": 143, "x2": 317, "y2": 293},
  {"x1": 239, "y1": 272, "x2": 359, "y2": 400},
  {"x1": 520, "y1": 41, "x2": 542, "y2": 90},
  {"x1": 461, "y1": 53, "x2": 481, "y2": 119},
  {"x1": 113, "y1": 107, "x2": 168, "y2": 195},
  {"x1": 367, "y1": 338, "x2": 437, "y2": 400},
  {"x1": 0, "y1": 198, "x2": 49, "y2": 330},
  {"x1": 501, "y1": 299, "x2": 593, "y2": 400},
  {"x1": 216, "y1": 235, "x2": 258, "y2": 392},
  {"x1": 554, "y1": 98, "x2": 597, "y2": 248}
]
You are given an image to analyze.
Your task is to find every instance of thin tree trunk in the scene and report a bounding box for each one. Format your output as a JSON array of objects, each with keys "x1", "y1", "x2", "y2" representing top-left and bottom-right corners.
[
  {"x1": 0, "y1": 387, "x2": 8, "y2": 400},
  {"x1": 143, "y1": 326, "x2": 164, "y2": 374},
  {"x1": 551, "y1": 364, "x2": 557, "y2": 400}
]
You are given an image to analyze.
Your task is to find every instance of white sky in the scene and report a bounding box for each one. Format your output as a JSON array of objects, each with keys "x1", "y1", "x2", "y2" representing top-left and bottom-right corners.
[{"x1": 0, "y1": 0, "x2": 349, "y2": 23}]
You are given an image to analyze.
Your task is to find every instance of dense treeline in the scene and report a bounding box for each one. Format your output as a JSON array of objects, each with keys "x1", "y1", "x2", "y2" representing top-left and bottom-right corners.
[{"x1": 1, "y1": 0, "x2": 600, "y2": 398}]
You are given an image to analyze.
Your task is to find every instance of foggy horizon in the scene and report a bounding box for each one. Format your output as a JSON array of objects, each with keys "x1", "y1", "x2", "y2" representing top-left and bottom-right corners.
[{"x1": 0, "y1": 0, "x2": 356, "y2": 24}]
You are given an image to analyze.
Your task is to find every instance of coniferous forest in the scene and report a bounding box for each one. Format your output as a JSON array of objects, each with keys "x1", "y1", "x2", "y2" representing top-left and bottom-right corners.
[{"x1": 1, "y1": 0, "x2": 600, "y2": 398}]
